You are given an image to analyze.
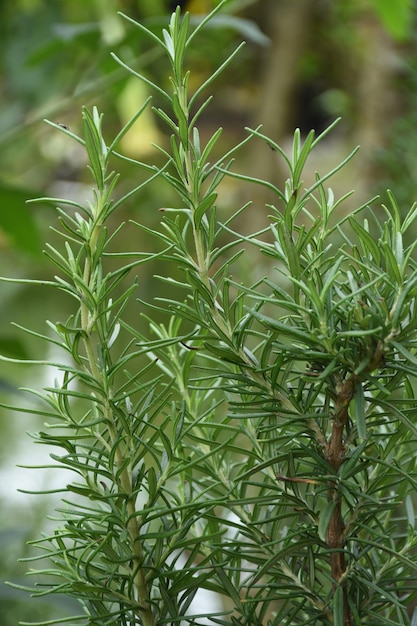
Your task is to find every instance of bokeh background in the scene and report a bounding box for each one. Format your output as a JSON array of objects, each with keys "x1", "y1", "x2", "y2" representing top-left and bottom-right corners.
[{"x1": 0, "y1": 0, "x2": 415, "y2": 622}]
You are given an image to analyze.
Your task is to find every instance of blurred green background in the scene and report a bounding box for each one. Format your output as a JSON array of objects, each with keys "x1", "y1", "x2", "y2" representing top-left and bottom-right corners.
[{"x1": 0, "y1": 0, "x2": 415, "y2": 622}]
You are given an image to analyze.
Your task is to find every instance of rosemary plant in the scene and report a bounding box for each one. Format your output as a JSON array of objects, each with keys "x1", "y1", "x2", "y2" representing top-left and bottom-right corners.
[{"x1": 3, "y1": 3, "x2": 417, "y2": 625}]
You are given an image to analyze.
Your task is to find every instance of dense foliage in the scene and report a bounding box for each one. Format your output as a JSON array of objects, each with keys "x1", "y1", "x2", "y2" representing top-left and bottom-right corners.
[{"x1": 2, "y1": 3, "x2": 417, "y2": 625}]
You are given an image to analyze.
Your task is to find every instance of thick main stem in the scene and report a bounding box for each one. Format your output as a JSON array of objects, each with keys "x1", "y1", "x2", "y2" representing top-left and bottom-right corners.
[{"x1": 326, "y1": 375, "x2": 356, "y2": 626}]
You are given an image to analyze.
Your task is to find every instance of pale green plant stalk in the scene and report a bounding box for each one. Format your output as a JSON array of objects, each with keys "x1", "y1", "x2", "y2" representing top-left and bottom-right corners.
[
  {"x1": 2, "y1": 4, "x2": 417, "y2": 626},
  {"x1": 76, "y1": 109, "x2": 155, "y2": 626}
]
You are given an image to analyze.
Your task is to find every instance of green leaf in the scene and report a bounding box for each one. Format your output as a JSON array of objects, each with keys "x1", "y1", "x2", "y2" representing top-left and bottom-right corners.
[
  {"x1": 249, "y1": 309, "x2": 320, "y2": 347},
  {"x1": 292, "y1": 129, "x2": 315, "y2": 188},
  {"x1": 333, "y1": 585, "x2": 345, "y2": 626},
  {"x1": 405, "y1": 494, "x2": 415, "y2": 528},
  {"x1": 193, "y1": 192, "x2": 217, "y2": 229},
  {"x1": 353, "y1": 381, "x2": 367, "y2": 440},
  {"x1": 390, "y1": 340, "x2": 417, "y2": 366},
  {"x1": 349, "y1": 217, "x2": 381, "y2": 262},
  {"x1": 82, "y1": 106, "x2": 107, "y2": 190},
  {"x1": 277, "y1": 220, "x2": 301, "y2": 282},
  {"x1": 188, "y1": 41, "x2": 246, "y2": 109},
  {"x1": 318, "y1": 500, "x2": 337, "y2": 542},
  {"x1": 339, "y1": 441, "x2": 368, "y2": 480},
  {"x1": 400, "y1": 199, "x2": 417, "y2": 233},
  {"x1": 203, "y1": 341, "x2": 245, "y2": 365}
]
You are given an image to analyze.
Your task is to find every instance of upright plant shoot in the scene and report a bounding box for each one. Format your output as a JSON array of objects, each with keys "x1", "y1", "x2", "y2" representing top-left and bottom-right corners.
[{"x1": 2, "y1": 4, "x2": 417, "y2": 626}]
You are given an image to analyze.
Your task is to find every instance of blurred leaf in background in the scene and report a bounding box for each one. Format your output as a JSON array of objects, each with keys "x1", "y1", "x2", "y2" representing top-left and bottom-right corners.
[
  {"x1": 370, "y1": 0, "x2": 413, "y2": 40},
  {"x1": 0, "y1": 186, "x2": 41, "y2": 256}
]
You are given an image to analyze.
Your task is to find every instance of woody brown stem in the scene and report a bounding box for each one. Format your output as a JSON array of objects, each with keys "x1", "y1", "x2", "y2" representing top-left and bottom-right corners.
[{"x1": 326, "y1": 375, "x2": 356, "y2": 626}]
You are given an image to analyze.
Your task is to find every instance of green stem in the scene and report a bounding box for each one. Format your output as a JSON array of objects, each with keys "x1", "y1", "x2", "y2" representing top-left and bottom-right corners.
[{"x1": 80, "y1": 195, "x2": 154, "y2": 626}]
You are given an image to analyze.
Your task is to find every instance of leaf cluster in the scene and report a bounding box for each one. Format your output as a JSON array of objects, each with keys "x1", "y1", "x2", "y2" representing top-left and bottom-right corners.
[{"x1": 3, "y1": 4, "x2": 417, "y2": 626}]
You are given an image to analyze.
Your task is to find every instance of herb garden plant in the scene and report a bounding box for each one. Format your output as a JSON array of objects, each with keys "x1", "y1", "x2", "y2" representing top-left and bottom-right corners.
[{"x1": 3, "y1": 3, "x2": 417, "y2": 625}]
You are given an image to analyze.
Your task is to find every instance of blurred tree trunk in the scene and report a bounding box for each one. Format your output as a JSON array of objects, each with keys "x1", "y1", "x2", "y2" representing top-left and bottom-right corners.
[
  {"x1": 245, "y1": 0, "x2": 400, "y2": 212},
  {"x1": 353, "y1": 8, "x2": 399, "y2": 189},
  {"x1": 249, "y1": 0, "x2": 313, "y2": 208}
]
